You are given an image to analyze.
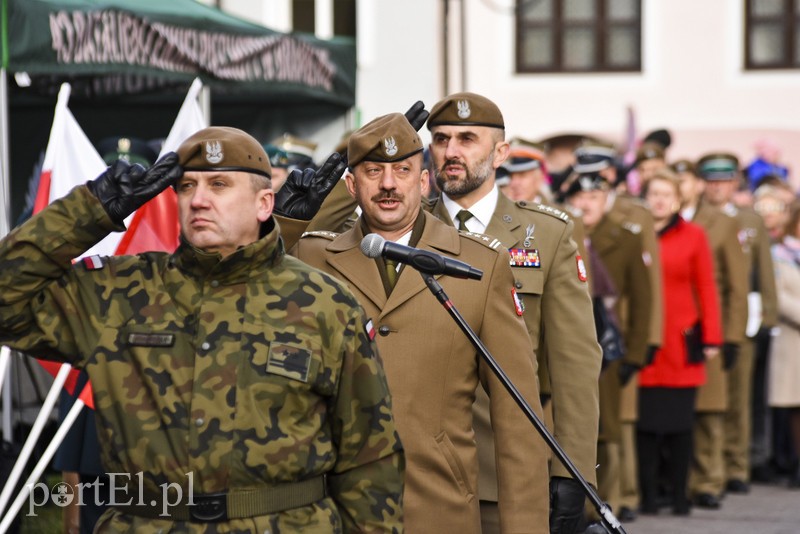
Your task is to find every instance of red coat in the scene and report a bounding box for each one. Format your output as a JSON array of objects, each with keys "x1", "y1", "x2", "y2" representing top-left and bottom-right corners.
[{"x1": 639, "y1": 216, "x2": 722, "y2": 387}]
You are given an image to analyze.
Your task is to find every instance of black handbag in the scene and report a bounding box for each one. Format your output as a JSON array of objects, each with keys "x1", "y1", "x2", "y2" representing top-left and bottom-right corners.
[{"x1": 683, "y1": 322, "x2": 705, "y2": 363}]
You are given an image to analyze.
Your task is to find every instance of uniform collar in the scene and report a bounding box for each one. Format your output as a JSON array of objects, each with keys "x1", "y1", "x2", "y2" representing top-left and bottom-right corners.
[
  {"x1": 171, "y1": 217, "x2": 284, "y2": 283},
  {"x1": 441, "y1": 185, "x2": 499, "y2": 233}
]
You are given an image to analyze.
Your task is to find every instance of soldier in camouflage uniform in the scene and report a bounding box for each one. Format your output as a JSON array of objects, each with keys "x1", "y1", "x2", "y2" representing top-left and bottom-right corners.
[{"x1": 0, "y1": 127, "x2": 404, "y2": 533}]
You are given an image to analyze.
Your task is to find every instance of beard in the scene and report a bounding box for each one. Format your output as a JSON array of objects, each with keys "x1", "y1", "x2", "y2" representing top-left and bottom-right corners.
[{"x1": 434, "y1": 150, "x2": 495, "y2": 198}]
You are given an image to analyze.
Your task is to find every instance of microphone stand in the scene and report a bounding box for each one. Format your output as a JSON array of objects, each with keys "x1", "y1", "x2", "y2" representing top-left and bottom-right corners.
[{"x1": 421, "y1": 272, "x2": 626, "y2": 534}]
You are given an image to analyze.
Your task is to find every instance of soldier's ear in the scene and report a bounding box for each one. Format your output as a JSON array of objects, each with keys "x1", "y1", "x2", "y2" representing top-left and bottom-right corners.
[
  {"x1": 492, "y1": 139, "x2": 510, "y2": 169},
  {"x1": 345, "y1": 169, "x2": 357, "y2": 199}
]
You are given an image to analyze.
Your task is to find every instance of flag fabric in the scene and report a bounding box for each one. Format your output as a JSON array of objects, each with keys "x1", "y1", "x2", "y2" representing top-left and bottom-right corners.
[{"x1": 114, "y1": 77, "x2": 207, "y2": 255}]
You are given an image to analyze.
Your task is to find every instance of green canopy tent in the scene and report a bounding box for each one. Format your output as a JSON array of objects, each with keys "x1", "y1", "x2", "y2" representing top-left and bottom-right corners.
[{"x1": 0, "y1": 0, "x2": 356, "y2": 227}]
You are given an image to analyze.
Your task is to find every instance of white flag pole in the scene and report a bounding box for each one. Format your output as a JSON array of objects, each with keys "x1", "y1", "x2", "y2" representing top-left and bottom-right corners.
[
  {"x1": 0, "y1": 393, "x2": 85, "y2": 534},
  {"x1": 0, "y1": 347, "x2": 11, "y2": 442},
  {"x1": 0, "y1": 362, "x2": 72, "y2": 518}
]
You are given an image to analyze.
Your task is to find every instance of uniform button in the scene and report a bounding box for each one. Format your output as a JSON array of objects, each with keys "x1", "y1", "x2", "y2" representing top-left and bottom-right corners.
[
  {"x1": 378, "y1": 325, "x2": 391, "y2": 337},
  {"x1": 201, "y1": 342, "x2": 211, "y2": 350},
  {"x1": 210, "y1": 280, "x2": 219, "y2": 288},
  {"x1": 515, "y1": 281, "x2": 523, "y2": 289},
  {"x1": 195, "y1": 418, "x2": 204, "y2": 427},
  {"x1": 519, "y1": 201, "x2": 527, "y2": 207}
]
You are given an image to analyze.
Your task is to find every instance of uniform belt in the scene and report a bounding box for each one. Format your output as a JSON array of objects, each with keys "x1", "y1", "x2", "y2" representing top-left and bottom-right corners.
[{"x1": 113, "y1": 475, "x2": 327, "y2": 523}]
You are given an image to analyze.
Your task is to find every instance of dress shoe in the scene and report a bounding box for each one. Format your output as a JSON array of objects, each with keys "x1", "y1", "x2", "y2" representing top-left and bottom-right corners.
[
  {"x1": 692, "y1": 493, "x2": 721, "y2": 509},
  {"x1": 618, "y1": 507, "x2": 637, "y2": 522},
  {"x1": 725, "y1": 479, "x2": 750, "y2": 494}
]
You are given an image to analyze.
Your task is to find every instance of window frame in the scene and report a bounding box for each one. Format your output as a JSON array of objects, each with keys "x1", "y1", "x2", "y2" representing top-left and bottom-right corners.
[
  {"x1": 515, "y1": 0, "x2": 643, "y2": 74},
  {"x1": 744, "y1": 0, "x2": 800, "y2": 70}
]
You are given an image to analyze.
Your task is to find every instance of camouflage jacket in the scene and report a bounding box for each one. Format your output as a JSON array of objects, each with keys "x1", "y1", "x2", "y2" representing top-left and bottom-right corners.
[{"x1": 0, "y1": 186, "x2": 404, "y2": 533}]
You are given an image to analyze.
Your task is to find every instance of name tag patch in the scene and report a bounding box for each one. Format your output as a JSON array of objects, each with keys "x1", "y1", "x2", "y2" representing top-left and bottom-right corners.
[
  {"x1": 267, "y1": 343, "x2": 311, "y2": 383},
  {"x1": 126, "y1": 333, "x2": 175, "y2": 347},
  {"x1": 509, "y1": 248, "x2": 541, "y2": 268}
]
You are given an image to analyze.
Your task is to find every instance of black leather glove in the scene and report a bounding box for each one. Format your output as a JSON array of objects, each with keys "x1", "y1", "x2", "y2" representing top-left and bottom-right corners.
[
  {"x1": 723, "y1": 342, "x2": 739, "y2": 371},
  {"x1": 274, "y1": 152, "x2": 346, "y2": 221},
  {"x1": 404, "y1": 100, "x2": 429, "y2": 131},
  {"x1": 87, "y1": 152, "x2": 182, "y2": 225},
  {"x1": 549, "y1": 477, "x2": 586, "y2": 534},
  {"x1": 618, "y1": 362, "x2": 639, "y2": 386},
  {"x1": 645, "y1": 345, "x2": 659, "y2": 367}
]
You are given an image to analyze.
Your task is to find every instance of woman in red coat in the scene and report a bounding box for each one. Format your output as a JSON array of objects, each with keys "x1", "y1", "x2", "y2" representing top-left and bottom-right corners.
[{"x1": 638, "y1": 169, "x2": 723, "y2": 515}]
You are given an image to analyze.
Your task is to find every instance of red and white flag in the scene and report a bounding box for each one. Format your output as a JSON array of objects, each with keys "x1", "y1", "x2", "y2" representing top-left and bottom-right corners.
[{"x1": 115, "y1": 77, "x2": 207, "y2": 255}]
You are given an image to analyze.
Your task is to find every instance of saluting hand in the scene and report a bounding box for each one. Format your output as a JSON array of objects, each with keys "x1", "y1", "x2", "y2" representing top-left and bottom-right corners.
[
  {"x1": 404, "y1": 100, "x2": 429, "y2": 131},
  {"x1": 274, "y1": 152, "x2": 347, "y2": 221},
  {"x1": 87, "y1": 152, "x2": 182, "y2": 225}
]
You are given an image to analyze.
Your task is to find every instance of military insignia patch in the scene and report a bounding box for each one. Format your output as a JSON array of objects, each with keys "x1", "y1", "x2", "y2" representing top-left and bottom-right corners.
[
  {"x1": 82, "y1": 255, "x2": 104, "y2": 270},
  {"x1": 509, "y1": 248, "x2": 541, "y2": 268},
  {"x1": 267, "y1": 343, "x2": 311, "y2": 383},
  {"x1": 384, "y1": 137, "x2": 398, "y2": 157},
  {"x1": 126, "y1": 333, "x2": 175, "y2": 347},
  {"x1": 365, "y1": 319, "x2": 376, "y2": 341},
  {"x1": 457, "y1": 100, "x2": 471, "y2": 119},
  {"x1": 205, "y1": 140, "x2": 223, "y2": 164},
  {"x1": 512, "y1": 288, "x2": 525, "y2": 316},
  {"x1": 642, "y1": 251, "x2": 652, "y2": 267},
  {"x1": 576, "y1": 255, "x2": 587, "y2": 282}
]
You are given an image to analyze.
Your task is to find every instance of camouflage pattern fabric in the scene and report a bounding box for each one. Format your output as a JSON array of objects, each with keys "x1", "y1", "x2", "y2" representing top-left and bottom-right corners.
[{"x1": 0, "y1": 185, "x2": 404, "y2": 533}]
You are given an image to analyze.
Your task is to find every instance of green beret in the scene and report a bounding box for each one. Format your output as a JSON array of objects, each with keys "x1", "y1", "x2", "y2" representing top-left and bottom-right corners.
[
  {"x1": 427, "y1": 92, "x2": 504, "y2": 130},
  {"x1": 696, "y1": 152, "x2": 740, "y2": 180},
  {"x1": 671, "y1": 159, "x2": 696, "y2": 175},
  {"x1": 177, "y1": 126, "x2": 271, "y2": 178},
  {"x1": 348, "y1": 113, "x2": 423, "y2": 167}
]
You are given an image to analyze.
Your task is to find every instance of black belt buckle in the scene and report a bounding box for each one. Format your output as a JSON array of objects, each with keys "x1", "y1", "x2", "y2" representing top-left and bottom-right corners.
[{"x1": 189, "y1": 492, "x2": 228, "y2": 522}]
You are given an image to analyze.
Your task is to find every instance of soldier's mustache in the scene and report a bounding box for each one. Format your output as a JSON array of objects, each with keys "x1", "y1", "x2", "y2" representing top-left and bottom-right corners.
[
  {"x1": 441, "y1": 159, "x2": 466, "y2": 173},
  {"x1": 372, "y1": 192, "x2": 404, "y2": 202}
]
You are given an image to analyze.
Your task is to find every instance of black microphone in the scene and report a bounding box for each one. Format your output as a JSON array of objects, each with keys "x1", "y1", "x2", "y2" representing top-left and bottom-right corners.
[{"x1": 360, "y1": 233, "x2": 483, "y2": 281}]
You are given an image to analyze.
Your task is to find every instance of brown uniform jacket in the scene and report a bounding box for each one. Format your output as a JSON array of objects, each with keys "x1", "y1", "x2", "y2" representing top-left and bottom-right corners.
[
  {"x1": 589, "y1": 215, "x2": 652, "y2": 441},
  {"x1": 690, "y1": 201, "x2": 749, "y2": 412},
  {"x1": 431, "y1": 194, "x2": 601, "y2": 489},
  {"x1": 733, "y1": 205, "x2": 779, "y2": 329},
  {"x1": 607, "y1": 195, "x2": 662, "y2": 422},
  {"x1": 292, "y1": 211, "x2": 549, "y2": 534}
]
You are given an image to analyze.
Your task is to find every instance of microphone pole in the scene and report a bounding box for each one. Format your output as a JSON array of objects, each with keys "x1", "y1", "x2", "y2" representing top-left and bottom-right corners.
[{"x1": 420, "y1": 271, "x2": 626, "y2": 534}]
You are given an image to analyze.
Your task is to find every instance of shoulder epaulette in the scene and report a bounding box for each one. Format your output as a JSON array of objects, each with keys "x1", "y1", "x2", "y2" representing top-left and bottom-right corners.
[
  {"x1": 300, "y1": 230, "x2": 340, "y2": 240},
  {"x1": 622, "y1": 221, "x2": 642, "y2": 235},
  {"x1": 516, "y1": 201, "x2": 571, "y2": 222},
  {"x1": 459, "y1": 231, "x2": 504, "y2": 250}
]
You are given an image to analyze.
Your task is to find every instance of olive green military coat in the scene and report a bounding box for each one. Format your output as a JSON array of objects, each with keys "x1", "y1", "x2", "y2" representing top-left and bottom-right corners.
[
  {"x1": 691, "y1": 201, "x2": 749, "y2": 412},
  {"x1": 293, "y1": 211, "x2": 550, "y2": 534},
  {"x1": 0, "y1": 186, "x2": 404, "y2": 533},
  {"x1": 431, "y1": 194, "x2": 601, "y2": 489}
]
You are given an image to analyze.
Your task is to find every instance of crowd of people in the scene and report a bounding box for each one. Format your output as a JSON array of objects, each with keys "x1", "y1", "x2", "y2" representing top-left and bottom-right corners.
[{"x1": 0, "y1": 92, "x2": 798, "y2": 534}]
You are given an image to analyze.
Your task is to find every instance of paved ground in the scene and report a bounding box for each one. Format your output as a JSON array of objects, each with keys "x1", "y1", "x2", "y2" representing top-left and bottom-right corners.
[{"x1": 619, "y1": 482, "x2": 800, "y2": 534}]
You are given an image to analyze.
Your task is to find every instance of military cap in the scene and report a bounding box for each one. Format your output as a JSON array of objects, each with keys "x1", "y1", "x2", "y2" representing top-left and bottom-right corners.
[
  {"x1": 270, "y1": 133, "x2": 317, "y2": 166},
  {"x1": 643, "y1": 128, "x2": 672, "y2": 150},
  {"x1": 503, "y1": 145, "x2": 545, "y2": 173},
  {"x1": 574, "y1": 141, "x2": 618, "y2": 174},
  {"x1": 496, "y1": 165, "x2": 511, "y2": 187},
  {"x1": 670, "y1": 159, "x2": 696, "y2": 175},
  {"x1": 97, "y1": 136, "x2": 158, "y2": 167},
  {"x1": 696, "y1": 152, "x2": 740, "y2": 181},
  {"x1": 427, "y1": 92, "x2": 504, "y2": 130},
  {"x1": 563, "y1": 171, "x2": 611, "y2": 198},
  {"x1": 348, "y1": 113, "x2": 423, "y2": 167},
  {"x1": 177, "y1": 126, "x2": 271, "y2": 178},
  {"x1": 635, "y1": 142, "x2": 665, "y2": 165},
  {"x1": 263, "y1": 144, "x2": 290, "y2": 168}
]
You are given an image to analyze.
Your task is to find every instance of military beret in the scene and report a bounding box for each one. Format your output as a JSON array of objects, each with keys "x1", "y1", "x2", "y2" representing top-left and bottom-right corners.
[
  {"x1": 427, "y1": 92, "x2": 504, "y2": 130},
  {"x1": 503, "y1": 146, "x2": 545, "y2": 173},
  {"x1": 97, "y1": 136, "x2": 158, "y2": 167},
  {"x1": 348, "y1": 113, "x2": 423, "y2": 167},
  {"x1": 670, "y1": 159, "x2": 696, "y2": 175},
  {"x1": 177, "y1": 126, "x2": 271, "y2": 178},
  {"x1": 574, "y1": 142, "x2": 617, "y2": 174},
  {"x1": 643, "y1": 128, "x2": 672, "y2": 150},
  {"x1": 696, "y1": 152, "x2": 740, "y2": 181},
  {"x1": 563, "y1": 171, "x2": 610, "y2": 198},
  {"x1": 635, "y1": 142, "x2": 665, "y2": 165},
  {"x1": 263, "y1": 144, "x2": 290, "y2": 168}
]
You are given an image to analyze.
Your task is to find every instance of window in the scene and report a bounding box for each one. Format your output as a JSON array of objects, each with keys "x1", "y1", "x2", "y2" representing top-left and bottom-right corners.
[
  {"x1": 292, "y1": 0, "x2": 356, "y2": 37},
  {"x1": 745, "y1": 0, "x2": 800, "y2": 69},
  {"x1": 516, "y1": 0, "x2": 642, "y2": 73}
]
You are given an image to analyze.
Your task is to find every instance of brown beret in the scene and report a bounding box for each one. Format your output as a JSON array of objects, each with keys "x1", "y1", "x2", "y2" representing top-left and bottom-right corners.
[
  {"x1": 177, "y1": 126, "x2": 271, "y2": 178},
  {"x1": 670, "y1": 159, "x2": 696, "y2": 175},
  {"x1": 427, "y1": 92, "x2": 504, "y2": 130},
  {"x1": 696, "y1": 152, "x2": 740, "y2": 181},
  {"x1": 348, "y1": 113, "x2": 423, "y2": 167}
]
